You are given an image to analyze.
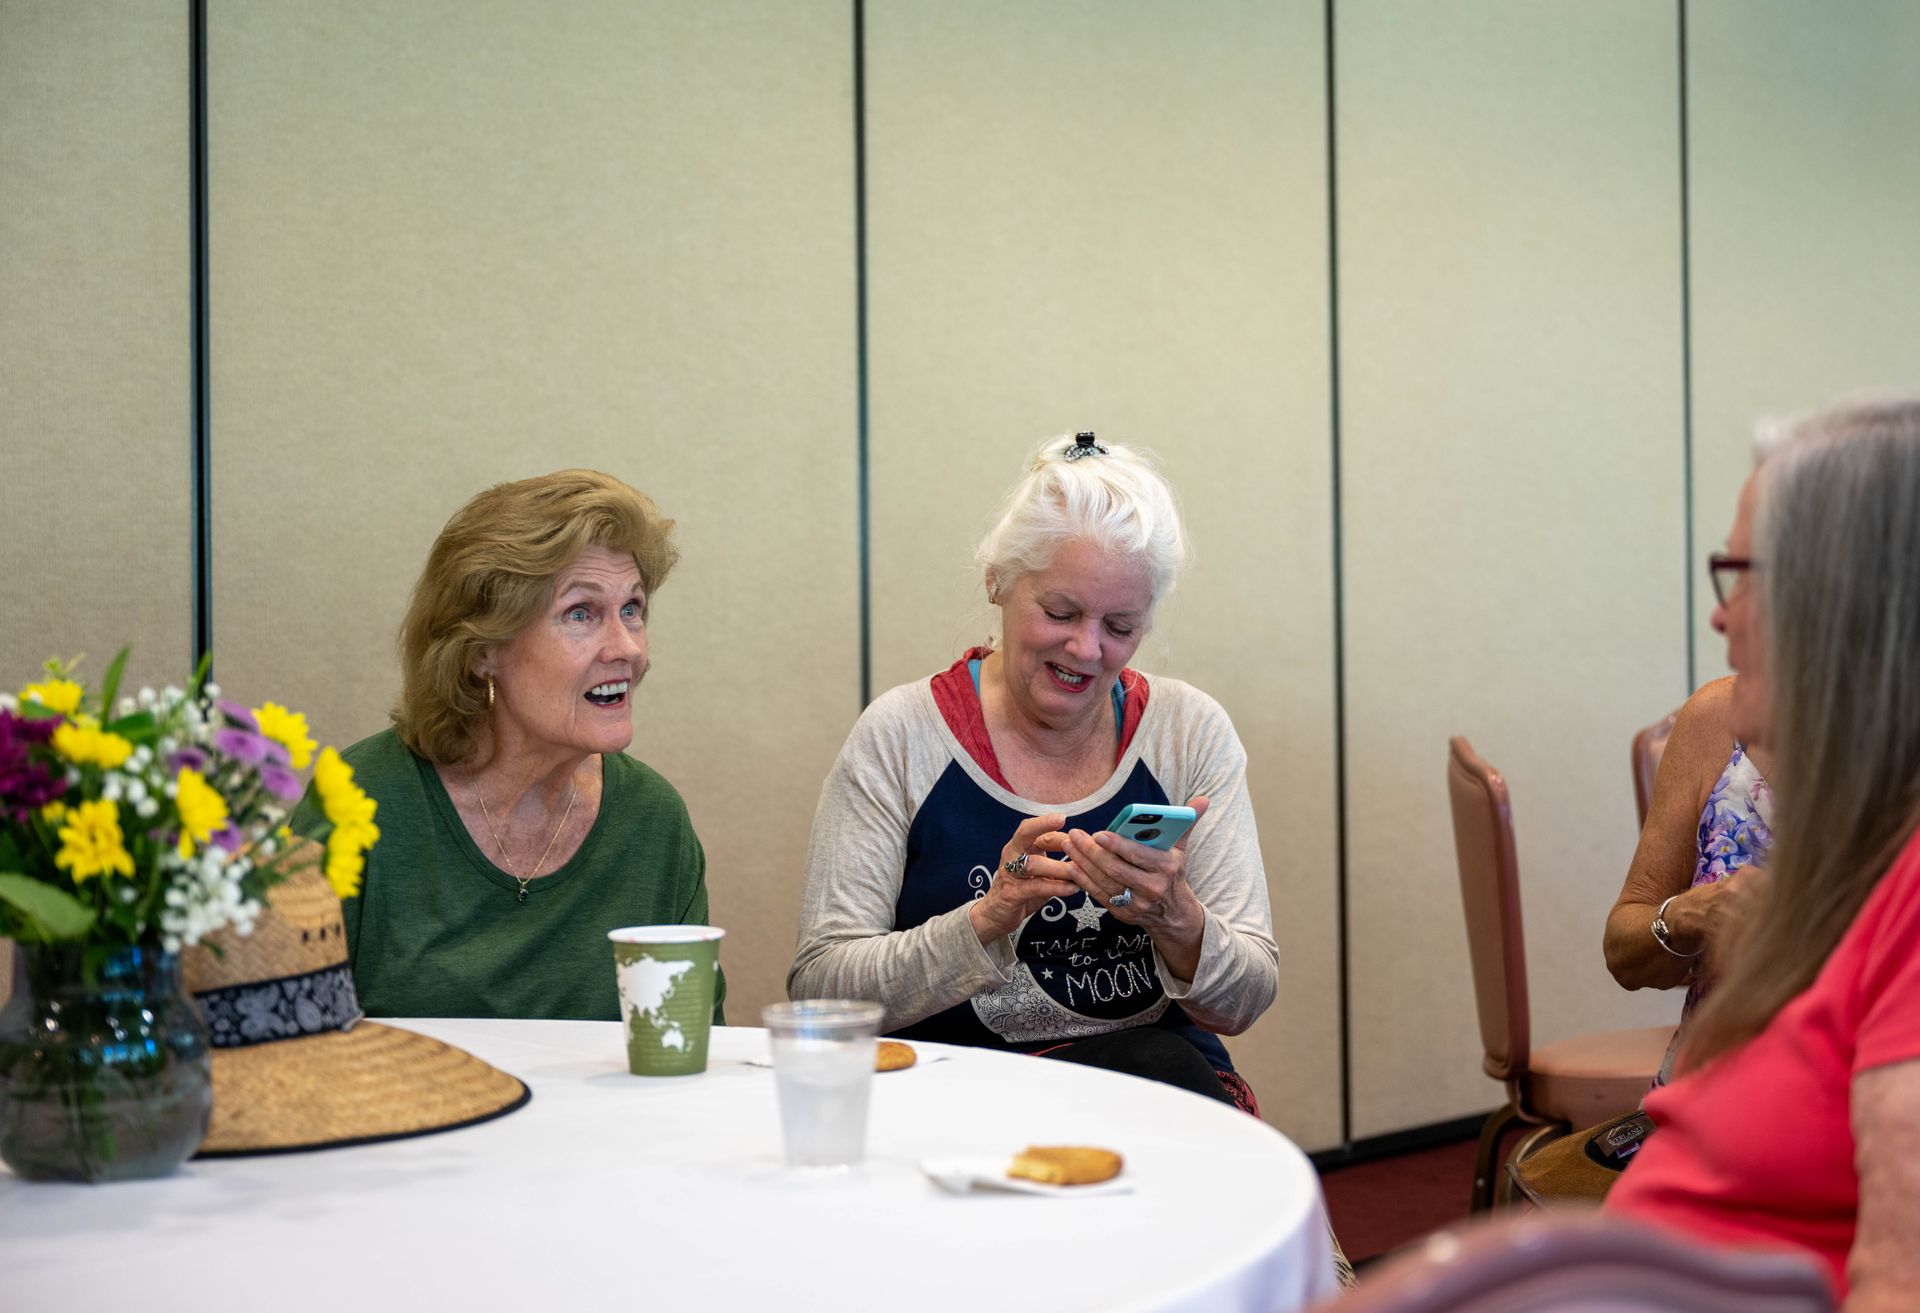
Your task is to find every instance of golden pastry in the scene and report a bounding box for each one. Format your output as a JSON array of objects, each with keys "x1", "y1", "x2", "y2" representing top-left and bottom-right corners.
[
  {"x1": 1007, "y1": 1146, "x2": 1124, "y2": 1186},
  {"x1": 875, "y1": 1040, "x2": 917, "y2": 1072}
]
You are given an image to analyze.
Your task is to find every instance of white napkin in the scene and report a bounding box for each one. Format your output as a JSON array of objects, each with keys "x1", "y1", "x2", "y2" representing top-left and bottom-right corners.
[
  {"x1": 743, "y1": 1052, "x2": 950, "y2": 1070},
  {"x1": 920, "y1": 1156, "x2": 1134, "y2": 1197}
]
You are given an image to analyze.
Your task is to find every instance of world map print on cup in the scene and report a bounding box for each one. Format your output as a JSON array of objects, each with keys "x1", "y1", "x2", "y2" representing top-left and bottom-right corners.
[{"x1": 609, "y1": 925, "x2": 724, "y2": 1076}]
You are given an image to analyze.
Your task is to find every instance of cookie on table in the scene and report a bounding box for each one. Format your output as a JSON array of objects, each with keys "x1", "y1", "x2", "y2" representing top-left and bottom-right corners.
[
  {"x1": 875, "y1": 1040, "x2": 917, "y2": 1072},
  {"x1": 1007, "y1": 1146, "x2": 1124, "y2": 1186}
]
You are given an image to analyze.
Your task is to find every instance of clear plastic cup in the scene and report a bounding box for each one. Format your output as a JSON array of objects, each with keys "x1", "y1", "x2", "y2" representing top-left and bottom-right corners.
[{"x1": 762, "y1": 1000, "x2": 886, "y2": 1169}]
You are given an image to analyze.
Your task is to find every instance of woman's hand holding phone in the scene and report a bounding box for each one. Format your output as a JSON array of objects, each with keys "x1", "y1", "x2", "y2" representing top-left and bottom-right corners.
[{"x1": 1052, "y1": 797, "x2": 1211, "y2": 979}]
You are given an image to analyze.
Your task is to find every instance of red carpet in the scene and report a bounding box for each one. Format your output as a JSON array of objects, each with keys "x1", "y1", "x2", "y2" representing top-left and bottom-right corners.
[{"x1": 1319, "y1": 1136, "x2": 1480, "y2": 1265}]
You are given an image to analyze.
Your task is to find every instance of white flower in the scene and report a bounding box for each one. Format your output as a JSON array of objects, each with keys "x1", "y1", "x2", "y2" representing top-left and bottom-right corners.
[
  {"x1": 0, "y1": 694, "x2": 15, "y2": 713},
  {"x1": 135, "y1": 797, "x2": 159, "y2": 819},
  {"x1": 102, "y1": 776, "x2": 123, "y2": 802},
  {"x1": 203, "y1": 682, "x2": 221, "y2": 700},
  {"x1": 117, "y1": 696, "x2": 136, "y2": 717}
]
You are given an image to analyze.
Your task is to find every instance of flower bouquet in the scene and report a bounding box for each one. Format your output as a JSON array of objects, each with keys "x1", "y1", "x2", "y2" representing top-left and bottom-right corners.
[{"x1": 0, "y1": 650, "x2": 378, "y2": 1181}]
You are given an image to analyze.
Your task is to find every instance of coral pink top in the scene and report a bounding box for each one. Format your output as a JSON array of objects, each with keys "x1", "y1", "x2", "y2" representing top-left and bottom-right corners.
[{"x1": 1607, "y1": 824, "x2": 1920, "y2": 1299}]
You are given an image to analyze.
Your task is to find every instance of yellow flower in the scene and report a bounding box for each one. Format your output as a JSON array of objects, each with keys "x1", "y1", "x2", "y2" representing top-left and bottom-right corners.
[
  {"x1": 20, "y1": 678, "x2": 83, "y2": 717},
  {"x1": 312, "y1": 747, "x2": 378, "y2": 898},
  {"x1": 55, "y1": 799, "x2": 136, "y2": 883},
  {"x1": 174, "y1": 767, "x2": 230, "y2": 858},
  {"x1": 252, "y1": 701, "x2": 317, "y2": 769},
  {"x1": 41, "y1": 800, "x2": 69, "y2": 824},
  {"x1": 324, "y1": 835, "x2": 367, "y2": 900},
  {"x1": 313, "y1": 746, "x2": 352, "y2": 803},
  {"x1": 51, "y1": 722, "x2": 134, "y2": 769}
]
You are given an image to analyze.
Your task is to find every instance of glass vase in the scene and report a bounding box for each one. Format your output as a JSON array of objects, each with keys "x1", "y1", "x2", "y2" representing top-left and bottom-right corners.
[{"x1": 0, "y1": 941, "x2": 212, "y2": 1182}]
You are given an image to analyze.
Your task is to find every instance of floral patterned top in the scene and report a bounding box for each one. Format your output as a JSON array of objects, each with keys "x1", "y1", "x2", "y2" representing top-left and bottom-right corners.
[{"x1": 1651, "y1": 742, "x2": 1773, "y2": 1087}]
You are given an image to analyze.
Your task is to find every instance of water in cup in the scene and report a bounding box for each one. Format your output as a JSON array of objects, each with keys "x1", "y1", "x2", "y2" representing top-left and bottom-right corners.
[
  {"x1": 773, "y1": 1038, "x2": 874, "y2": 1168},
  {"x1": 762, "y1": 1000, "x2": 884, "y2": 1170}
]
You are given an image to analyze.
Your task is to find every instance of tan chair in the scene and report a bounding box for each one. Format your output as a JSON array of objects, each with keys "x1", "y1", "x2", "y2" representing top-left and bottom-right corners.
[
  {"x1": 1631, "y1": 710, "x2": 1679, "y2": 828},
  {"x1": 1447, "y1": 737, "x2": 1675, "y2": 1211},
  {"x1": 1313, "y1": 1212, "x2": 1833, "y2": 1313}
]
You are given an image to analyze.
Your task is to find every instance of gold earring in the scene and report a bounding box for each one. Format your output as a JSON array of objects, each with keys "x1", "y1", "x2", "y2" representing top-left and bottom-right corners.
[{"x1": 486, "y1": 675, "x2": 495, "y2": 710}]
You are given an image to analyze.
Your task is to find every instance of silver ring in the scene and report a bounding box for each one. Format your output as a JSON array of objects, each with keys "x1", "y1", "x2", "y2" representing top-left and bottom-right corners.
[
  {"x1": 1109, "y1": 887, "x2": 1135, "y2": 909},
  {"x1": 1002, "y1": 853, "x2": 1030, "y2": 878}
]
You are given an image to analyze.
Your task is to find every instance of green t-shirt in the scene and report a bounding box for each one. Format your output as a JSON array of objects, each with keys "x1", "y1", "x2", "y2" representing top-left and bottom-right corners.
[{"x1": 292, "y1": 728, "x2": 724, "y2": 1023}]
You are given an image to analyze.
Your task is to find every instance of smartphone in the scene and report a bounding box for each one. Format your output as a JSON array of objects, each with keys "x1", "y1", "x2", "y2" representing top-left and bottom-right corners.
[{"x1": 1104, "y1": 803, "x2": 1198, "y2": 851}]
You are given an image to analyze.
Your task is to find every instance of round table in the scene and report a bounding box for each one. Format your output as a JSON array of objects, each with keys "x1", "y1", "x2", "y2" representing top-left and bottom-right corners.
[{"x1": 0, "y1": 1020, "x2": 1339, "y2": 1312}]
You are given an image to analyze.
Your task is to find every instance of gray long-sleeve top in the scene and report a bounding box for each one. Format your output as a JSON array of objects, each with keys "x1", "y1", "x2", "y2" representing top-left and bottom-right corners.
[{"x1": 787, "y1": 673, "x2": 1279, "y2": 1044}]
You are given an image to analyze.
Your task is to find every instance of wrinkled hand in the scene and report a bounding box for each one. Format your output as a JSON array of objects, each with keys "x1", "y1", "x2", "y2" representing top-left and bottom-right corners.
[
  {"x1": 969, "y1": 812, "x2": 1079, "y2": 944},
  {"x1": 1671, "y1": 866, "x2": 1770, "y2": 970},
  {"x1": 1060, "y1": 797, "x2": 1211, "y2": 946}
]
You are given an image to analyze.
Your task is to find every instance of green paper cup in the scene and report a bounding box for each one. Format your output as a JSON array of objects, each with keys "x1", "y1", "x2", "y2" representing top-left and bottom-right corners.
[{"x1": 609, "y1": 926, "x2": 725, "y2": 1076}]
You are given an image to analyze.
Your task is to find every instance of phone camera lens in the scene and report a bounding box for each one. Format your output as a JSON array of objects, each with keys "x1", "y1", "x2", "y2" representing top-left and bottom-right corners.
[{"x1": 1136, "y1": 828, "x2": 1161, "y2": 842}]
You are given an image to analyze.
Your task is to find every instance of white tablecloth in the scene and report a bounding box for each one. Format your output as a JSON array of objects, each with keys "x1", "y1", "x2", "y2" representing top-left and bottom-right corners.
[{"x1": 0, "y1": 1020, "x2": 1339, "y2": 1313}]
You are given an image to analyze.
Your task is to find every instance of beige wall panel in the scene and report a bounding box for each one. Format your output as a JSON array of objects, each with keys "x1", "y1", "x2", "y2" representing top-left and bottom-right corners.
[
  {"x1": 1341, "y1": 4, "x2": 1686, "y2": 1139},
  {"x1": 1689, "y1": 2, "x2": 1920, "y2": 679},
  {"x1": 209, "y1": 2, "x2": 857, "y2": 1027},
  {"x1": 866, "y1": 2, "x2": 1340, "y2": 1148},
  {"x1": 0, "y1": 0, "x2": 190, "y2": 690}
]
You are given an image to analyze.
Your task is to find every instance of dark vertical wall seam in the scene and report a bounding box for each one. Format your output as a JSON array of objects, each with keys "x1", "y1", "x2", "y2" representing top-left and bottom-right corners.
[
  {"x1": 190, "y1": 0, "x2": 213, "y2": 678},
  {"x1": 1679, "y1": 0, "x2": 1696, "y2": 693},
  {"x1": 1324, "y1": 0, "x2": 1354, "y2": 1151},
  {"x1": 854, "y1": 0, "x2": 873, "y2": 708}
]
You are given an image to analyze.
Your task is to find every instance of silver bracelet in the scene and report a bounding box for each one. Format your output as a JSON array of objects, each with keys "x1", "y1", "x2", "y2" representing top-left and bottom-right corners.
[{"x1": 1651, "y1": 894, "x2": 1702, "y2": 959}]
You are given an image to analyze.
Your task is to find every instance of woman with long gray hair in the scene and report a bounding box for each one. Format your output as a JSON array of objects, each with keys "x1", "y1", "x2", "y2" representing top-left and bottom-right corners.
[{"x1": 1607, "y1": 394, "x2": 1920, "y2": 1306}]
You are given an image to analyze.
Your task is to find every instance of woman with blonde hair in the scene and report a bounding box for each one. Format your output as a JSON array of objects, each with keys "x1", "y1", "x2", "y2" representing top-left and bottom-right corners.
[
  {"x1": 294, "y1": 469, "x2": 721, "y2": 1021},
  {"x1": 1607, "y1": 395, "x2": 1920, "y2": 1307}
]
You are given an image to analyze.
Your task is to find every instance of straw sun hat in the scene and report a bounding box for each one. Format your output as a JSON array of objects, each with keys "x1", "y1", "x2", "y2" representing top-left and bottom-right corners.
[{"x1": 183, "y1": 840, "x2": 529, "y2": 1156}]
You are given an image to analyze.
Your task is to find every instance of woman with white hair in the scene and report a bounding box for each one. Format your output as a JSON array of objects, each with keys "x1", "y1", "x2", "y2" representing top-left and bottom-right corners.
[
  {"x1": 1608, "y1": 394, "x2": 1920, "y2": 1306},
  {"x1": 788, "y1": 433, "x2": 1278, "y2": 1106}
]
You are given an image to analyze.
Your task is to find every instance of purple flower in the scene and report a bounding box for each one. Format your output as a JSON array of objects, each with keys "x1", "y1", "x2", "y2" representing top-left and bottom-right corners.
[
  {"x1": 261, "y1": 738, "x2": 290, "y2": 767},
  {"x1": 217, "y1": 699, "x2": 259, "y2": 732},
  {"x1": 213, "y1": 727, "x2": 269, "y2": 765},
  {"x1": 0, "y1": 710, "x2": 63, "y2": 823},
  {"x1": 212, "y1": 824, "x2": 244, "y2": 854},
  {"x1": 259, "y1": 763, "x2": 303, "y2": 801},
  {"x1": 169, "y1": 746, "x2": 210, "y2": 773},
  {"x1": 0, "y1": 710, "x2": 56, "y2": 747}
]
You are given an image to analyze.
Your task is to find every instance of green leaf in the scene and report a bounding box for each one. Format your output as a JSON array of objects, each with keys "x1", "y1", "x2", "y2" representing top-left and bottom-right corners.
[
  {"x1": 0, "y1": 873, "x2": 96, "y2": 943},
  {"x1": 99, "y1": 646, "x2": 130, "y2": 720},
  {"x1": 102, "y1": 709, "x2": 158, "y2": 743},
  {"x1": 189, "y1": 650, "x2": 213, "y2": 699}
]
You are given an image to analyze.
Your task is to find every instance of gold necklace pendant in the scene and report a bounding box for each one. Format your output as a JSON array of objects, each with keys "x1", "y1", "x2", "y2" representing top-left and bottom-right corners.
[{"x1": 472, "y1": 774, "x2": 580, "y2": 905}]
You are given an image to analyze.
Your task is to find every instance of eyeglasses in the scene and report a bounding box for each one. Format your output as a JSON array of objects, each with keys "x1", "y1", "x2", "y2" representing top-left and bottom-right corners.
[{"x1": 1707, "y1": 553, "x2": 1757, "y2": 608}]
